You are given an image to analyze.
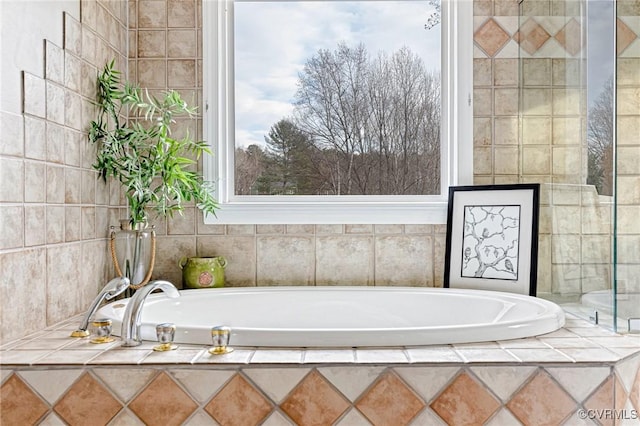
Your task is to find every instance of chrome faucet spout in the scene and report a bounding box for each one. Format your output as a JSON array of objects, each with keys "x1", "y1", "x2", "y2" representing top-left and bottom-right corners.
[
  {"x1": 71, "y1": 277, "x2": 130, "y2": 337},
  {"x1": 121, "y1": 280, "x2": 180, "y2": 347}
]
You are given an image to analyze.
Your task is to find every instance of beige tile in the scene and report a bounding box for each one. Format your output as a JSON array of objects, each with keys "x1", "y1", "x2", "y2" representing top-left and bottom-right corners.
[
  {"x1": 474, "y1": 88, "x2": 492, "y2": 116},
  {"x1": 243, "y1": 368, "x2": 309, "y2": 404},
  {"x1": 315, "y1": 225, "x2": 343, "y2": 234},
  {"x1": 256, "y1": 225, "x2": 285, "y2": 234},
  {"x1": 45, "y1": 40, "x2": 64, "y2": 84},
  {"x1": 494, "y1": 117, "x2": 518, "y2": 145},
  {"x1": 0, "y1": 112, "x2": 24, "y2": 156},
  {"x1": 63, "y1": 12, "x2": 82, "y2": 56},
  {"x1": 24, "y1": 116, "x2": 46, "y2": 160},
  {"x1": 374, "y1": 235, "x2": 431, "y2": 286},
  {"x1": 471, "y1": 366, "x2": 537, "y2": 403},
  {"x1": 345, "y1": 224, "x2": 372, "y2": 234},
  {"x1": 82, "y1": 28, "x2": 97, "y2": 65},
  {"x1": 286, "y1": 224, "x2": 314, "y2": 234},
  {"x1": 81, "y1": 169, "x2": 96, "y2": 204},
  {"x1": 522, "y1": 58, "x2": 552, "y2": 87},
  {"x1": 552, "y1": 117, "x2": 581, "y2": 145},
  {"x1": 46, "y1": 122, "x2": 65, "y2": 165},
  {"x1": 316, "y1": 236, "x2": 373, "y2": 285},
  {"x1": 81, "y1": 207, "x2": 96, "y2": 239},
  {"x1": 167, "y1": 207, "x2": 196, "y2": 235},
  {"x1": 65, "y1": 132, "x2": 83, "y2": 170},
  {"x1": 46, "y1": 82, "x2": 65, "y2": 125},
  {"x1": 256, "y1": 236, "x2": 314, "y2": 285},
  {"x1": 93, "y1": 368, "x2": 157, "y2": 403},
  {"x1": 139, "y1": 0, "x2": 167, "y2": 28},
  {"x1": 64, "y1": 90, "x2": 83, "y2": 131},
  {"x1": 138, "y1": 30, "x2": 166, "y2": 58},
  {"x1": 552, "y1": 58, "x2": 582, "y2": 87},
  {"x1": 494, "y1": 59, "x2": 518, "y2": 86},
  {"x1": 196, "y1": 236, "x2": 255, "y2": 286},
  {"x1": 64, "y1": 207, "x2": 82, "y2": 241},
  {"x1": 171, "y1": 369, "x2": 235, "y2": 404},
  {"x1": 46, "y1": 244, "x2": 83, "y2": 324},
  {"x1": 168, "y1": 29, "x2": 197, "y2": 57},
  {"x1": 0, "y1": 158, "x2": 23, "y2": 202},
  {"x1": 474, "y1": 146, "x2": 493, "y2": 175},
  {"x1": 523, "y1": 146, "x2": 551, "y2": 175},
  {"x1": 473, "y1": 58, "x2": 492, "y2": 86},
  {"x1": 553, "y1": 88, "x2": 583, "y2": 116},
  {"x1": 25, "y1": 205, "x2": 46, "y2": 246},
  {"x1": 23, "y1": 72, "x2": 46, "y2": 118},
  {"x1": 64, "y1": 168, "x2": 82, "y2": 204},
  {"x1": 46, "y1": 205, "x2": 65, "y2": 244},
  {"x1": 64, "y1": 52, "x2": 82, "y2": 94},
  {"x1": 168, "y1": 59, "x2": 196, "y2": 87},
  {"x1": 0, "y1": 249, "x2": 46, "y2": 342},
  {"x1": 522, "y1": 117, "x2": 551, "y2": 145},
  {"x1": 18, "y1": 370, "x2": 83, "y2": 405},
  {"x1": 168, "y1": 0, "x2": 196, "y2": 28},
  {"x1": 494, "y1": 146, "x2": 519, "y2": 174},
  {"x1": 552, "y1": 146, "x2": 581, "y2": 176},
  {"x1": 138, "y1": 60, "x2": 166, "y2": 88},
  {"x1": 474, "y1": 117, "x2": 492, "y2": 146},
  {"x1": 522, "y1": 88, "x2": 552, "y2": 116}
]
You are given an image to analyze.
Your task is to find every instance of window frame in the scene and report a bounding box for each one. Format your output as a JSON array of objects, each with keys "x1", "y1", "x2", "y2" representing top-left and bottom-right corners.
[{"x1": 202, "y1": 0, "x2": 473, "y2": 224}]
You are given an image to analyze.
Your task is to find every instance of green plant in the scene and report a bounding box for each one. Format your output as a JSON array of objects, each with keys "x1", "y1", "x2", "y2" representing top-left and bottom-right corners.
[{"x1": 89, "y1": 61, "x2": 218, "y2": 226}]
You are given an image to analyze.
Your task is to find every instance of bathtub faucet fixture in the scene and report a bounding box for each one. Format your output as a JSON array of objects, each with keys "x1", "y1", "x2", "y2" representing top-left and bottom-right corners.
[
  {"x1": 71, "y1": 277, "x2": 130, "y2": 337},
  {"x1": 121, "y1": 280, "x2": 180, "y2": 347}
]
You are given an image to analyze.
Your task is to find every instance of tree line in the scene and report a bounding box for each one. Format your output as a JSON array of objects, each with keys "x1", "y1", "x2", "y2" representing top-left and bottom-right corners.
[{"x1": 235, "y1": 43, "x2": 441, "y2": 196}]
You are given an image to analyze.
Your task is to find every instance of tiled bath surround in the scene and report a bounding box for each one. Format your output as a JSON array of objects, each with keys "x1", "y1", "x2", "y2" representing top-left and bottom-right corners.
[{"x1": 1, "y1": 313, "x2": 640, "y2": 425}]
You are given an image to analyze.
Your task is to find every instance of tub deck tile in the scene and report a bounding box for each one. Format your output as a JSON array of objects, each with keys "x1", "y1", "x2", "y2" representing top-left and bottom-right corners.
[
  {"x1": 405, "y1": 347, "x2": 464, "y2": 363},
  {"x1": 454, "y1": 348, "x2": 520, "y2": 363},
  {"x1": 303, "y1": 349, "x2": 356, "y2": 364},
  {"x1": 250, "y1": 349, "x2": 304, "y2": 364},
  {"x1": 355, "y1": 348, "x2": 409, "y2": 363},
  {"x1": 194, "y1": 348, "x2": 255, "y2": 364},
  {"x1": 505, "y1": 348, "x2": 575, "y2": 363}
]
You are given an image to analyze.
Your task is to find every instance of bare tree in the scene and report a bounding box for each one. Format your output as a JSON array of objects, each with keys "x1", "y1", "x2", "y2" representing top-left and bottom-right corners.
[
  {"x1": 587, "y1": 76, "x2": 614, "y2": 195},
  {"x1": 293, "y1": 43, "x2": 441, "y2": 195},
  {"x1": 235, "y1": 144, "x2": 267, "y2": 195}
]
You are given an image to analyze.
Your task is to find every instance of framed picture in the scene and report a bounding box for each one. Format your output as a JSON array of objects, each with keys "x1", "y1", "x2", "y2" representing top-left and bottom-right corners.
[{"x1": 444, "y1": 184, "x2": 540, "y2": 296}]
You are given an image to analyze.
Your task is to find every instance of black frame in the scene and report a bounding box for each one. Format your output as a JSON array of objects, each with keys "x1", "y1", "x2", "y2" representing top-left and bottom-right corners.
[{"x1": 443, "y1": 184, "x2": 540, "y2": 296}]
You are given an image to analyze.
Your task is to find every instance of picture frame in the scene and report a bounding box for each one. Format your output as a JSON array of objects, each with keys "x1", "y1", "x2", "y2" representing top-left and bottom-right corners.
[{"x1": 443, "y1": 184, "x2": 540, "y2": 296}]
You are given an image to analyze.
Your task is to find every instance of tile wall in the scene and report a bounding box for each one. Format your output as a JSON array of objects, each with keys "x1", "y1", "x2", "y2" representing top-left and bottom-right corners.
[
  {"x1": 615, "y1": 1, "x2": 640, "y2": 297},
  {"x1": 0, "y1": 0, "x2": 128, "y2": 343}
]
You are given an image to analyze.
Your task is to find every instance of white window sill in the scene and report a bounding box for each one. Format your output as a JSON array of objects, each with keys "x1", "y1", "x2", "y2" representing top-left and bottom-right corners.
[{"x1": 204, "y1": 200, "x2": 448, "y2": 224}]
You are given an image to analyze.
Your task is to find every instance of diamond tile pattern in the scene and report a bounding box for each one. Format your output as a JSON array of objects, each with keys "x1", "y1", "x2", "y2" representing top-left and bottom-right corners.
[
  {"x1": 281, "y1": 370, "x2": 350, "y2": 426},
  {"x1": 129, "y1": 372, "x2": 197, "y2": 426},
  {"x1": 206, "y1": 373, "x2": 273, "y2": 426},
  {"x1": 475, "y1": 18, "x2": 511, "y2": 57},
  {"x1": 431, "y1": 371, "x2": 500, "y2": 425},
  {"x1": 507, "y1": 371, "x2": 577, "y2": 425},
  {"x1": 0, "y1": 374, "x2": 49, "y2": 425},
  {"x1": 54, "y1": 372, "x2": 122, "y2": 425},
  {"x1": 584, "y1": 376, "x2": 615, "y2": 426},
  {"x1": 356, "y1": 371, "x2": 425, "y2": 426},
  {"x1": 617, "y1": 18, "x2": 638, "y2": 56},
  {"x1": 555, "y1": 19, "x2": 582, "y2": 56},
  {"x1": 516, "y1": 18, "x2": 551, "y2": 55},
  {"x1": 631, "y1": 367, "x2": 640, "y2": 412}
]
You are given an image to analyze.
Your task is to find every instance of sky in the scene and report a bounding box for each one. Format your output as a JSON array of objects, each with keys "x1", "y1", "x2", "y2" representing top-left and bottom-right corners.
[
  {"x1": 233, "y1": 0, "x2": 440, "y2": 148},
  {"x1": 586, "y1": 0, "x2": 615, "y2": 108}
]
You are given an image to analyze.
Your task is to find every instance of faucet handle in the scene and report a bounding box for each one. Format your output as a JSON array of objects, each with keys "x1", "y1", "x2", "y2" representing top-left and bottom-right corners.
[
  {"x1": 209, "y1": 325, "x2": 234, "y2": 355},
  {"x1": 90, "y1": 319, "x2": 116, "y2": 344},
  {"x1": 153, "y1": 323, "x2": 178, "y2": 351}
]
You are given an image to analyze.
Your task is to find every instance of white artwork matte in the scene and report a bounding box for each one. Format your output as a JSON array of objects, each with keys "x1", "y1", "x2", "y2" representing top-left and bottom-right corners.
[{"x1": 461, "y1": 205, "x2": 521, "y2": 280}]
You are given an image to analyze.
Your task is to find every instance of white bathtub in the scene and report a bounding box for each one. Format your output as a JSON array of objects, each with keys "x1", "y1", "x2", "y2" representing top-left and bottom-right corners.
[{"x1": 96, "y1": 286, "x2": 565, "y2": 347}]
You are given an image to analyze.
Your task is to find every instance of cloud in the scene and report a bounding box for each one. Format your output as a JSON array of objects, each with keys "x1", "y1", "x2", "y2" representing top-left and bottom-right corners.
[{"x1": 234, "y1": 1, "x2": 440, "y2": 147}]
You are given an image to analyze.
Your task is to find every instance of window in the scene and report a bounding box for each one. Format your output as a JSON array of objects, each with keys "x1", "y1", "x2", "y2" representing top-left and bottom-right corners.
[{"x1": 203, "y1": 0, "x2": 472, "y2": 224}]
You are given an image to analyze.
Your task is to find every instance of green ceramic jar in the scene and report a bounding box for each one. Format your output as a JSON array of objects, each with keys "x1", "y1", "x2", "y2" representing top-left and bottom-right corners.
[{"x1": 179, "y1": 256, "x2": 227, "y2": 289}]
